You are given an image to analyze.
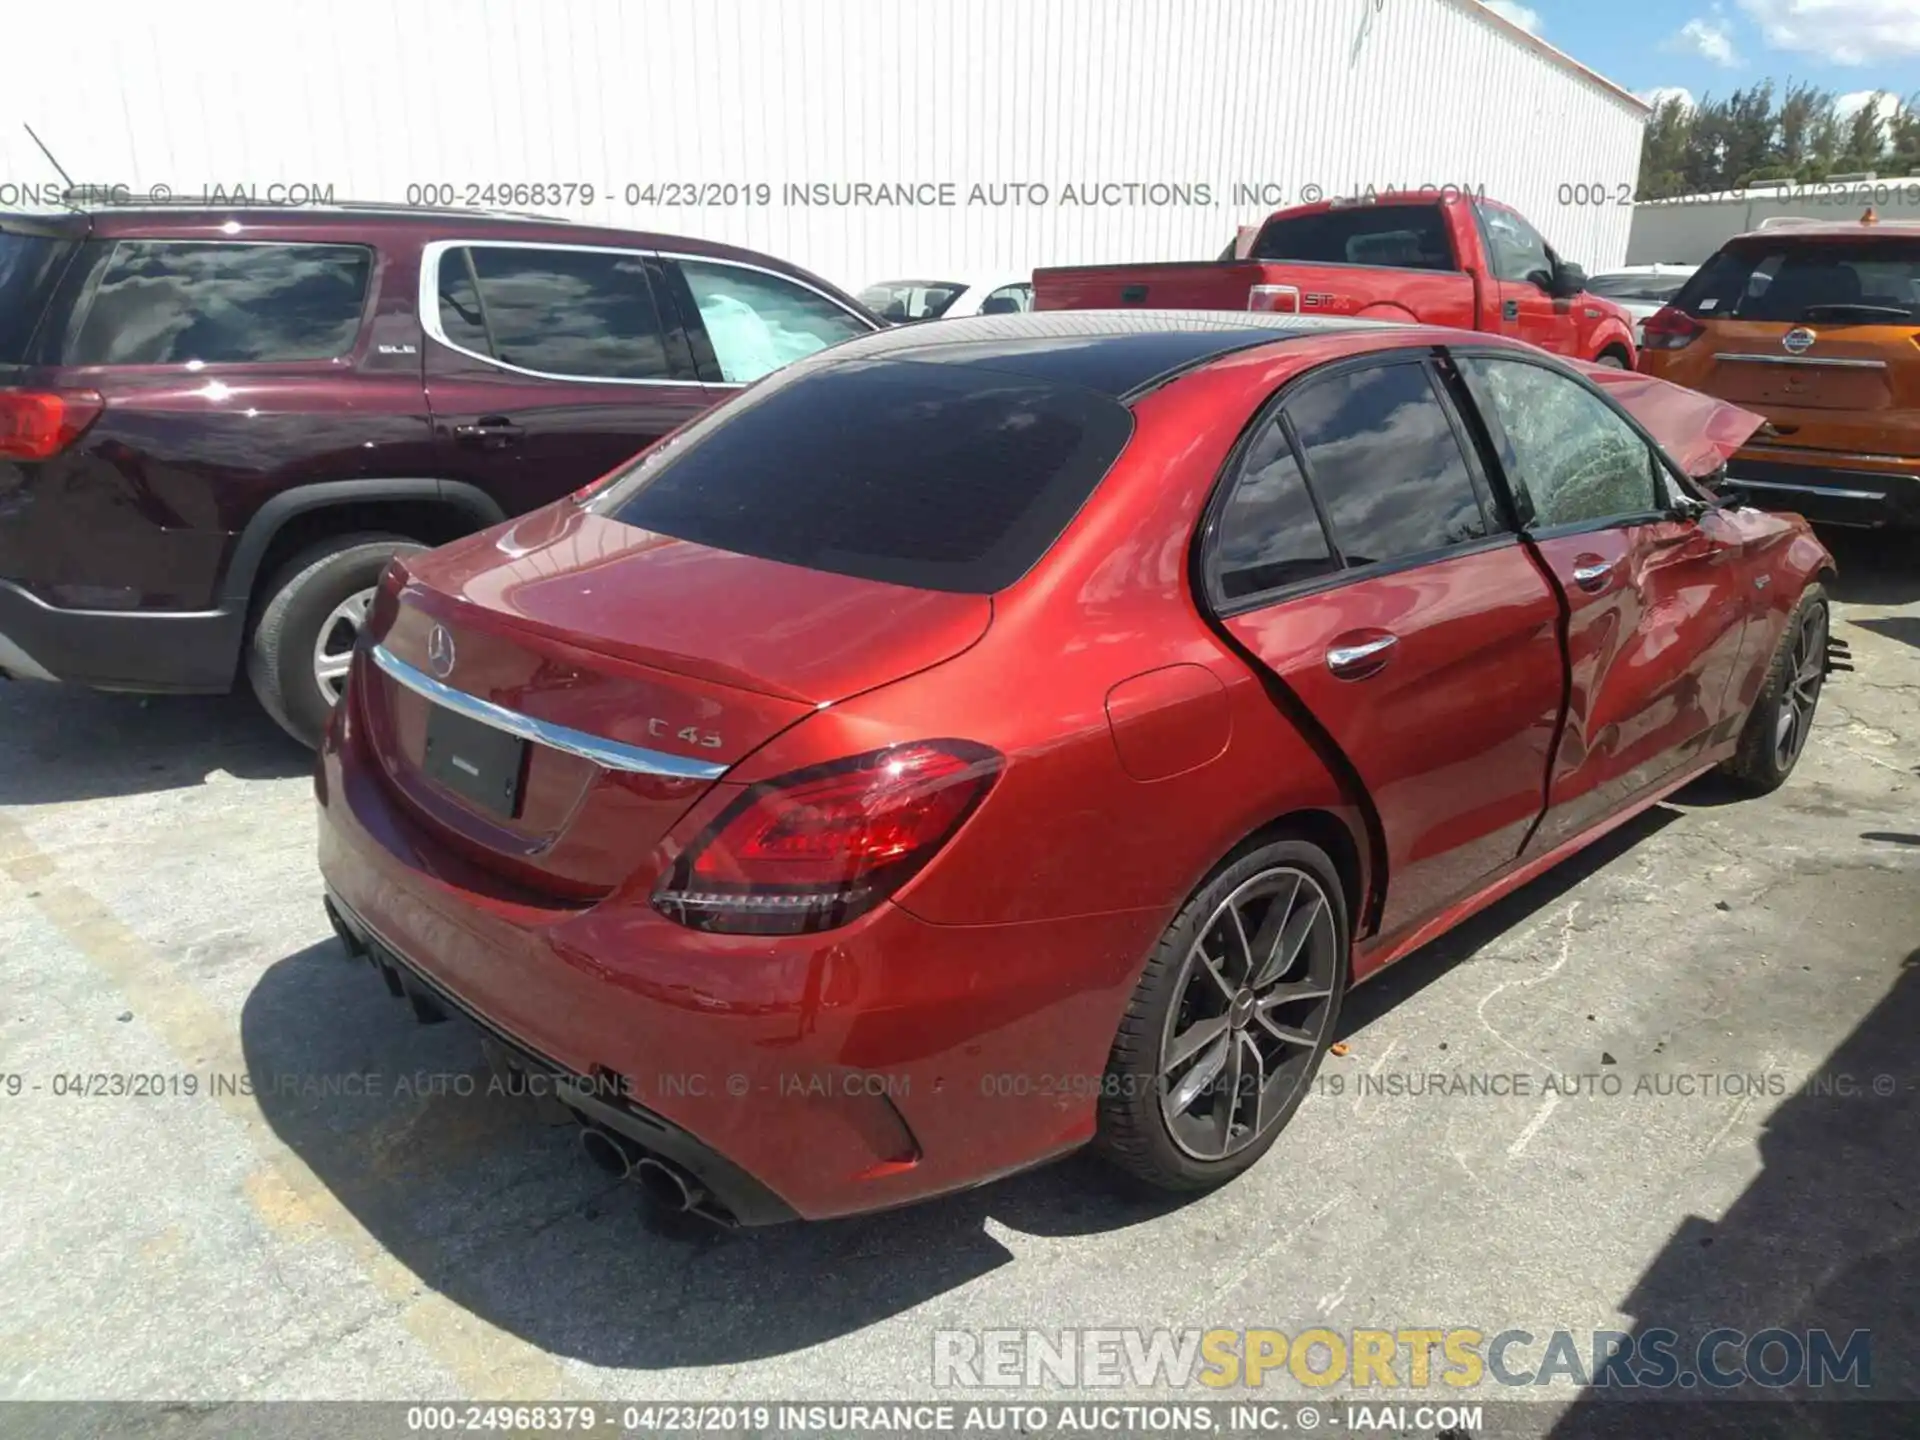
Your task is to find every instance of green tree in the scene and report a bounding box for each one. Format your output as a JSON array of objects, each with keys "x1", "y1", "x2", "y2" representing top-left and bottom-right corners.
[
  {"x1": 1806, "y1": 105, "x2": 1844, "y2": 181},
  {"x1": 1773, "y1": 82, "x2": 1832, "y2": 178},
  {"x1": 1637, "y1": 97, "x2": 1695, "y2": 199},
  {"x1": 1838, "y1": 96, "x2": 1889, "y2": 173},
  {"x1": 1887, "y1": 94, "x2": 1920, "y2": 175},
  {"x1": 1723, "y1": 83, "x2": 1777, "y2": 185}
]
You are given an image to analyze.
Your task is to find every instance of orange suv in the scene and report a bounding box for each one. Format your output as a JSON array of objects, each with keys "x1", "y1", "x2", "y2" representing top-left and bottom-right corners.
[{"x1": 1639, "y1": 216, "x2": 1920, "y2": 528}]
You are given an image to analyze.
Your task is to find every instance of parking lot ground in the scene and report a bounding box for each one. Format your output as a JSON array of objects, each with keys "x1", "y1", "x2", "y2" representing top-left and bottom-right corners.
[{"x1": 0, "y1": 530, "x2": 1915, "y2": 1436}]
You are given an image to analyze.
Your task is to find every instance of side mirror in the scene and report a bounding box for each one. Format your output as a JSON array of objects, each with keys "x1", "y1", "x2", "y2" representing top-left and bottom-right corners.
[
  {"x1": 1548, "y1": 260, "x2": 1588, "y2": 300},
  {"x1": 1697, "y1": 466, "x2": 1750, "y2": 509}
]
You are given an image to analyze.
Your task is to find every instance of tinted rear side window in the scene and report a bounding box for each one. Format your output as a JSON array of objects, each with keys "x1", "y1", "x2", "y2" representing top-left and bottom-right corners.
[
  {"x1": 1285, "y1": 362, "x2": 1490, "y2": 565},
  {"x1": 67, "y1": 241, "x2": 371, "y2": 364},
  {"x1": 440, "y1": 245, "x2": 671, "y2": 380},
  {"x1": 1251, "y1": 205, "x2": 1455, "y2": 272},
  {"x1": 1213, "y1": 418, "x2": 1339, "y2": 600},
  {"x1": 1677, "y1": 239, "x2": 1920, "y2": 322},
  {"x1": 600, "y1": 359, "x2": 1134, "y2": 592},
  {"x1": 0, "y1": 231, "x2": 76, "y2": 363}
]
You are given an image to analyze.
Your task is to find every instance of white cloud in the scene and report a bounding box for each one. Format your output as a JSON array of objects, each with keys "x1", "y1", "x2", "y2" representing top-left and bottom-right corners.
[
  {"x1": 1482, "y1": 1, "x2": 1544, "y2": 35},
  {"x1": 1739, "y1": 0, "x2": 1920, "y2": 66},
  {"x1": 1639, "y1": 85, "x2": 1699, "y2": 112},
  {"x1": 1833, "y1": 88, "x2": 1903, "y2": 123},
  {"x1": 1666, "y1": 16, "x2": 1743, "y2": 67}
]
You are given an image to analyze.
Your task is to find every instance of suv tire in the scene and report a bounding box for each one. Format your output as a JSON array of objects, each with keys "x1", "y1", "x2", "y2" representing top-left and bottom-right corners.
[
  {"x1": 247, "y1": 534, "x2": 423, "y2": 748},
  {"x1": 1096, "y1": 836, "x2": 1349, "y2": 1193}
]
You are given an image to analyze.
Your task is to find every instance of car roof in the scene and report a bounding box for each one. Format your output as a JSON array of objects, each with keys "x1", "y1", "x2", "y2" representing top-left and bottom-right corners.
[
  {"x1": 813, "y1": 310, "x2": 1413, "y2": 399},
  {"x1": 1727, "y1": 220, "x2": 1920, "y2": 244}
]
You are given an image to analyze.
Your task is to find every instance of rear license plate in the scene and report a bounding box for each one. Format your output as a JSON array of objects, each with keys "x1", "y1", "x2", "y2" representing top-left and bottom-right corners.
[{"x1": 423, "y1": 705, "x2": 527, "y2": 818}]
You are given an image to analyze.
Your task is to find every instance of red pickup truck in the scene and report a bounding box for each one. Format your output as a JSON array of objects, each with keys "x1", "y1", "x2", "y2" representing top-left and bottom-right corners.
[{"x1": 1035, "y1": 191, "x2": 1639, "y2": 367}]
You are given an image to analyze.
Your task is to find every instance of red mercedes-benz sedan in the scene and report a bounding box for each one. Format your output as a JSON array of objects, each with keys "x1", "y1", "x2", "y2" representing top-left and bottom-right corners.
[{"x1": 316, "y1": 312, "x2": 1839, "y2": 1225}]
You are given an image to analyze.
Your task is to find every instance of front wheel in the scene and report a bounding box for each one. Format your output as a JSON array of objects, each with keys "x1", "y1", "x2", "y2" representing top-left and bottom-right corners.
[
  {"x1": 1594, "y1": 349, "x2": 1631, "y2": 369},
  {"x1": 1096, "y1": 838, "x2": 1349, "y2": 1192},
  {"x1": 1720, "y1": 583, "x2": 1829, "y2": 794},
  {"x1": 247, "y1": 534, "x2": 423, "y2": 748}
]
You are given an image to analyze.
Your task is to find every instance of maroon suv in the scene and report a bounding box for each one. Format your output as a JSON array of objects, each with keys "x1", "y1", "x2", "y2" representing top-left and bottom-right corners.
[{"x1": 0, "y1": 203, "x2": 879, "y2": 744}]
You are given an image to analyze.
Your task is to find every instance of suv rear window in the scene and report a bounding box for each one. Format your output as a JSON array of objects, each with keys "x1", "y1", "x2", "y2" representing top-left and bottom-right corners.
[
  {"x1": 66, "y1": 241, "x2": 372, "y2": 365},
  {"x1": 598, "y1": 359, "x2": 1134, "y2": 593},
  {"x1": 0, "y1": 230, "x2": 76, "y2": 363},
  {"x1": 1676, "y1": 238, "x2": 1920, "y2": 324},
  {"x1": 1250, "y1": 205, "x2": 1455, "y2": 272}
]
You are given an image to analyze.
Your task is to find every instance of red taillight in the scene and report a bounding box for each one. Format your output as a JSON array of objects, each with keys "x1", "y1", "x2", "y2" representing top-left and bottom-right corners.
[
  {"x1": 0, "y1": 389, "x2": 104, "y2": 460},
  {"x1": 654, "y1": 740, "x2": 1003, "y2": 934},
  {"x1": 1640, "y1": 306, "x2": 1704, "y2": 351},
  {"x1": 1247, "y1": 285, "x2": 1300, "y2": 313}
]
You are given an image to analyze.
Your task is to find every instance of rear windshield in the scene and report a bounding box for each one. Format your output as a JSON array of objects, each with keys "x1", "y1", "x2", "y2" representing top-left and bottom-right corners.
[
  {"x1": 596, "y1": 358, "x2": 1135, "y2": 593},
  {"x1": 0, "y1": 230, "x2": 77, "y2": 363},
  {"x1": 1675, "y1": 239, "x2": 1920, "y2": 324},
  {"x1": 1250, "y1": 205, "x2": 1456, "y2": 272}
]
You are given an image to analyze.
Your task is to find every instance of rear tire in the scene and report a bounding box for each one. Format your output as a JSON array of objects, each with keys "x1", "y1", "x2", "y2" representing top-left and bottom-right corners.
[
  {"x1": 247, "y1": 534, "x2": 422, "y2": 748},
  {"x1": 1096, "y1": 837, "x2": 1349, "y2": 1193},
  {"x1": 1719, "y1": 583, "x2": 1829, "y2": 795},
  {"x1": 1595, "y1": 348, "x2": 1631, "y2": 369}
]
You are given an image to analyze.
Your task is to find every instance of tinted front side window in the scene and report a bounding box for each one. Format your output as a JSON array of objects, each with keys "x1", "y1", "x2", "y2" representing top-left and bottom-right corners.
[
  {"x1": 1284, "y1": 363, "x2": 1489, "y2": 565},
  {"x1": 451, "y1": 245, "x2": 670, "y2": 380},
  {"x1": 679, "y1": 260, "x2": 869, "y2": 383},
  {"x1": 1461, "y1": 358, "x2": 1662, "y2": 528},
  {"x1": 1214, "y1": 418, "x2": 1338, "y2": 600},
  {"x1": 600, "y1": 359, "x2": 1133, "y2": 592},
  {"x1": 67, "y1": 242, "x2": 370, "y2": 365},
  {"x1": 1251, "y1": 205, "x2": 1455, "y2": 272}
]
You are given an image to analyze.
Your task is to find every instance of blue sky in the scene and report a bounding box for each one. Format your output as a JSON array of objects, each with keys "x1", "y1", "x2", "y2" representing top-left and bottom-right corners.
[{"x1": 1481, "y1": 0, "x2": 1918, "y2": 117}]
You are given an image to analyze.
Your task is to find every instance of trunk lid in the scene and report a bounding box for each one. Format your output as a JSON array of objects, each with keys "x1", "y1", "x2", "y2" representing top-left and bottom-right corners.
[{"x1": 362, "y1": 505, "x2": 992, "y2": 897}]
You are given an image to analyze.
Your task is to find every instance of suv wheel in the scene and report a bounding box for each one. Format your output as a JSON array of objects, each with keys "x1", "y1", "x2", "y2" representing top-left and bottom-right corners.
[
  {"x1": 247, "y1": 534, "x2": 422, "y2": 748},
  {"x1": 1096, "y1": 837, "x2": 1348, "y2": 1193}
]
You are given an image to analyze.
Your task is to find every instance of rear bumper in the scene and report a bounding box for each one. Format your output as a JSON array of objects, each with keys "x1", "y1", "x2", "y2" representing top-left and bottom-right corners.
[
  {"x1": 0, "y1": 579, "x2": 243, "y2": 691},
  {"x1": 1726, "y1": 449, "x2": 1920, "y2": 528},
  {"x1": 314, "y1": 687, "x2": 1147, "y2": 1221},
  {"x1": 323, "y1": 891, "x2": 801, "y2": 1227}
]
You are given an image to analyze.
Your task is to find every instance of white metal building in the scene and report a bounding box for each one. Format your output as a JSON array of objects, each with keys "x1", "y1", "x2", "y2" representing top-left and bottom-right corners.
[
  {"x1": 1, "y1": 0, "x2": 1649, "y2": 292},
  {"x1": 1629, "y1": 179, "x2": 1920, "y2": 265}
]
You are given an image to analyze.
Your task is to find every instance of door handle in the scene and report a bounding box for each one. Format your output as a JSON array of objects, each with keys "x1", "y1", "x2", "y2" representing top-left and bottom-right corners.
[
  {"x1": 1326, "y1": 632, "x2": 1399, "y2": 679},
  {"x1": 453, "y1": 417, "x2": 523, "y2": 448},
  {"x1": 1570, "y1": 556, "x2": 1615, "y2": 593}
]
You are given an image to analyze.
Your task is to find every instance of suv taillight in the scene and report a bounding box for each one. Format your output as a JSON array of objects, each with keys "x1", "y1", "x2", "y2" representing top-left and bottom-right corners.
[
  {"x1": 653, "y1": 740, "x2": 1002, "y2": 935},
  {"x1": 1640, "y1": 306, "x2": 1704, "y2": 351},
  {"x1": 0, "y1": 389, "x2": 104, "y2": 460}
]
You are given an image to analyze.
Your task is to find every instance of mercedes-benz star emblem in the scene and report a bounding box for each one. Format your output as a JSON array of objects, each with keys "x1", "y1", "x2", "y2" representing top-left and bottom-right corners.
[
  {"x1": 426, "y1": 624, "x2": 456, "y2": 679},
  {"x1": 1782, "y1": 327, "x2": 1817, "y2": 355}
]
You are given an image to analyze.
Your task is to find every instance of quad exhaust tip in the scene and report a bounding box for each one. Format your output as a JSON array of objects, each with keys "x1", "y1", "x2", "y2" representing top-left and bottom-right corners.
[{"x1": 576, "y1": 1123, "x2": 717, "y2": 1220}]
